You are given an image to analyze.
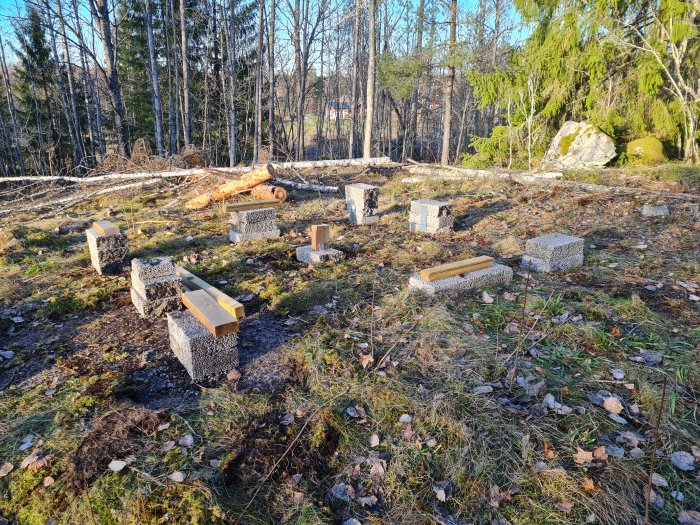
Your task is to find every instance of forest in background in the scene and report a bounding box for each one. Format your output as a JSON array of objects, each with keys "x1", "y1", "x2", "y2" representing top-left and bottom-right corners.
[{"x1": 0, "y1": 0, "x2": 697, "y2": 178}]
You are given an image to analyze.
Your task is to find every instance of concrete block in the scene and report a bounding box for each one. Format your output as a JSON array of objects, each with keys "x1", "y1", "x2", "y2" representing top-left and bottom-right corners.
[
  {"x1": 295, "y1": 245, "x2": 344, "y2": 265},
  {"x1": 345, "y1": 183, "x2": 379, "y2": 224},
  {"x1": 131, "y1": 256, "x2": 177, "y2": 281},
  {"x1": 642, "y1": 204, "x2": 670, "y2": 217},
  {"x1": 131, "y1": 273, "x2": 183, "y2": 301},
  {"x1": 409, "y1": 199, "x2": 454, "y2": 234},
  {"x1": 86, "y1": 227, "x2": 129, "y2": 275},
  {"x1": 229, "y1": 227, "x2": 280, "y2": 243},
  {"x1": 229, "y1": 207, "x2": 277, "y2": 225},
  {"x1": 131, "y1": 287, "x2": 181, "y2": 320},
  {"x1": 524, "y1": 233, "x2": 584, "y2": 261},
  {"x1": 167, "y1": 310, "x2": 238, "y2": 381},
  {"x1": 521, "y1": 253, "x2": 582, "y2": 273},
  {"x1": 408, "y1": 263, "x2": 513, "y2": 295}
]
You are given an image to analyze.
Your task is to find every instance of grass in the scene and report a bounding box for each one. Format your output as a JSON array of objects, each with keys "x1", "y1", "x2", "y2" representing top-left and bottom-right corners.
[{"x1": 0, "y1": 166, "x2": 698, "y2": 524}]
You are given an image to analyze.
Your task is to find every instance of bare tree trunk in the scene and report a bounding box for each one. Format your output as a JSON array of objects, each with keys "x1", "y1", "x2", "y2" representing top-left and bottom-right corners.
[
  {"x1": 407, "y1": 0, "x2": 425, "y2": 160},
  {"x1": 362, "y1": 0, "x2": 376, "y2": 159},
  {"x1": 267, "y1": 0, "x2": 276, "y2": 159},
  {"x1": 0, "y1": 36, "x2": 25, "y2": 175},
  {"x1": 227, "y1": 0, "x2": 238, "y2": 166},
  {"x1": 253, "y1": 0, "x2": 264, "y2": 161},
  {"x1": 348, "y1": 0, "x2": 361, "y2": 159},
  {"x1": 440, "y1": 0, "x2": 456, "y2": 165},
  {"x1": 56, "y1": 0, "x2": 86, "y2": 165},
  {"x1": 180, "y1": 0, "x2": 192, "y2": 145},
  {"x1": 143, "y1": 0, "x2": 164, "y2": 155},
  {"x1": 90, "y1": 0, "x2": 131, "y2": 157},
  {"x1": 165, "y1": 0, "x2": 178, "y2": 154}
]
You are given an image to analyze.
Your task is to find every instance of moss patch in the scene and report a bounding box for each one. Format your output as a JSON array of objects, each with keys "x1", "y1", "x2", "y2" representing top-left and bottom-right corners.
[
  {"x1": 560, "y1": 127, "x2": 581, "y2": 156},
  {"x1": 625, "y1": 136, "x2": 667, "y2": 166}
]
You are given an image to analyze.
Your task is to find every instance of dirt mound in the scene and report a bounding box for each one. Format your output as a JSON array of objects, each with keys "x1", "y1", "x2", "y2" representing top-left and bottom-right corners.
[
  {"x1": 66, "y1": 406, "x2": 162, "y2": 492},
  {"x1": 180, "y1": 145, "x2": 210, "y2": 168}
]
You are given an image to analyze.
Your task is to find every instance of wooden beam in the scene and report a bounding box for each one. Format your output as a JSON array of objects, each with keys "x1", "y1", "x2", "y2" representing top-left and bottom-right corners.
[
  {"x1": 225, "y1": 199, "x2": 281, "y2": 213},
  {"x1": 182, "y1": 290, "x2": 239, "y2": 336},
  {"x1": 92, "y1": 220, "x2": 120, "y2": 236},
  {"x1": 419, "y1": 256, "x2": 494, "y2": 282},
  {"x1": 175, "y1": 266, "x2": 245, "y2": 319},
  {"x1": 311, "y1": 224, "x2": 330, "y2": 251}
]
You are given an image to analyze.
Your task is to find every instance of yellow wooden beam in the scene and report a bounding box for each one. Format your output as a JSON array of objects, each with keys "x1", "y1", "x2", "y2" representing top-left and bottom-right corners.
[
  {"x1": 182, "y1": 290, "x2": 239, "y2": 336},
  {"x1": 419, "y1": 256, "x2": 494, "y2": 282},
  {"x1": 176, "y1": 266, "x2": 245, "y2": 319},
  {"x1": 225, "y1": 199, "x2": 281, "y2": 212}
]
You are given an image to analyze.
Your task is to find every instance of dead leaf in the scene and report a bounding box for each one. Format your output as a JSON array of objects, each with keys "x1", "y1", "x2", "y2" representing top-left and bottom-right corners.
[
  {"x1": 482, "y1": 291, "x2": 494, "y2": 304},
  {"x1": 169, "y1": 471, "x2": 186, "y2": 483},
  {"x1": 679, "y1": 511, "x2": 700, "y2": 525},
  {"x1": 360, "y1": 354, "x2": 374, "y2": 368},
  {"x1": 603, "y1": 396, "x2": 623, "y2": 414},
  {"x1": 592, "y1": 446, "x2": 608, "y2": 461},
  {"x1": 582, "y1": 477, "x2": 595, "y2": 492},
  {"x1": 43, "y1": 476, "x2": 55, "y2": 487},
  {"x1": 574, "y1": 448, "x2": 594, "y2": 464},
  {"x1": 0, "y1": 463, "x2": 13, "y2": 477},
  {"x1": 611, "y1": 326, "x2": 621, "y2": 338},
  {"x1": 555, "y1": 501, "x2": 574, "y2": 513},
  {"x1": 160, "y1": 440, "x2": 176, "y2": 453},
  {"x1": 433, "y1": 480, "x2": 454, "y2": 502},
  {"x1": 544, "y1": 441, "x2": 555, "y2": 460},
  {"x1": 370, "y1": 433, "x2": 380, "y2": 448}
]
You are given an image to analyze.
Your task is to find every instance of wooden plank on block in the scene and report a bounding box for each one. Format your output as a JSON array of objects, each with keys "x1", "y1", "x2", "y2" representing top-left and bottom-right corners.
[
  {"x1": 175, "y1": 266, "x2": 245, "y2": 319},
  {"x1": 225, "y1": 199, "x2": 281, "y2": 213},
  {"x1": 92, "y1": 220, "x2": 120, "y2": 236},
  {"x1": 419, "y1": 256, "x2": 494, "y2": 282},
  {"x1": 182, "y1": 289, "x2": 239, "y2": 336},
  {"x1": 311, "y1": 224, "x2": 330, "y2": 251}
]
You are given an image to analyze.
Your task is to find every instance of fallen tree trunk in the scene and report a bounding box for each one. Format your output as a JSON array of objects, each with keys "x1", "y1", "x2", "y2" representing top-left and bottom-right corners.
[
  {"x1": 401, "y1": 165, "x2": 700, "y2": 201},
  {"x1": 185, "y1": 165, "x2": 274, "y2": 210},
  {"x1": 272, "y1": 178, "x2": 339, "y2": 193},
  {"x1": 250, "y1": 184, "x2": 288, "y2": 202},
  {"x1": 0, "y1": 157, "x2": 394, "y2": 185}
]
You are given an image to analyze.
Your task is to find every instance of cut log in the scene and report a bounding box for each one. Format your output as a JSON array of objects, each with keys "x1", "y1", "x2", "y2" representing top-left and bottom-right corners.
[
  {"x1": 185, "y1": 164, "x2": 275, "y2": 210},
  {"x1": 92, "y1": 220, "x2": 120, "y2": 236},
  {"x1": 225, "y1": 199, "x2": 281, "y2": 213},
  {"x1": 176, "y1": 266, "x2": 245, "y2": 319},
  {"x1": 419, "y1": 256, "x2": 494, "y2": 282},
  {"x1": 182, "y1": 289, "x2": 239, "y2": 336},
  {"x1": 311, "y1": 224, "x2": 330, "y2": 251},
  {"x1": 250, "y1": 184, "x2": 288, "y2": 202}
]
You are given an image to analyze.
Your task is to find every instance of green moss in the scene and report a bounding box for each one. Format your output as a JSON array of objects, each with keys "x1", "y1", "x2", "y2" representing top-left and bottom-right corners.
[
  {"x1": 625, "y1": 136, "x2": 667, "y2": 166},
  {"x1": 560, "y1": 128, "x2": 581, "y2": 155}
]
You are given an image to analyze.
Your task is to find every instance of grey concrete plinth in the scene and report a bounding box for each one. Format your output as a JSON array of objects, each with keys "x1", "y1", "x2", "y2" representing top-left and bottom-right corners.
[
  {"x1": 295, "y1": 245, "x2": 344, "y2": 265},
  {"x1": 229, "y1": 227, "x2": 280, "y2": 243},
  {"x1": 167, "y1": 310, "x2": 238, "y2": 381},
  {"x1": 131, "y1": 273, "x2": 183, "y2": 302},
  {"x1": 408, "y1": 263, "x2": 513, "y2": 295},
  {"x1": 345, "y1": 183, "x2": 379, "y2": 225},
  {"x1": 409, "y1": 199, "x2": 454, "y2": 234},
  {"x1": 86, "y1": 228, "x2": 129, "y2": 275},
  {"x1": 131, "y1": 287, "x2": 181, "y2": 320},
  {"x1": 131, "y1": 256, "x2": 177, "y2": 280},
  {"x1": 521, "y1": 233, "x2": 584, "y2": 273},
  {"x1": 228, "y1": 207, "x2": 280, "y2": 243}
]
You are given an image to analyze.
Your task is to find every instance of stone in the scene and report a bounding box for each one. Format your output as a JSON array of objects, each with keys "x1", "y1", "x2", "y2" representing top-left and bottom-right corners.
[
  {"x1": 409, "y1": 199, "x2": 454, "y2": 234},
  {"x1": 522, "y1": 233, "x2": 584, "y2": 273},
  {"x1": 85, "y1": 227, "x2": 129, "y2": 275},
  {"x1": 408, "y1": 263, "x2": 513, "y2": 295},
  {"x1": 345, "y1": 183, "x2": 379, "y2": 225},
  {"x1": 642, "y1": 204, "x2": 670, "y2": 217},
  {"x1": 131, "y1": 287, "x2": 182, "y2": 320},
  {"x1": 229, "y1": 207, "x2": 280, "y2": 243},
  {"x1": 167, "y1": 310, "x2": 238, "y2": 381},
  {"x1": 542, "y1": 121, "x2": 616, "y2": 170},
  {"x1": 295, "y1": 245, "x2": 344, "y2": 265}
]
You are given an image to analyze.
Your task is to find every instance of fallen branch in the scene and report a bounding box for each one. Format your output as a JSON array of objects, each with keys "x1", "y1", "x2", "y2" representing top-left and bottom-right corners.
[
  {"x1": 272, "y1": 177, "x2": 338, "y2": 193},
  {"x1": 0, "y1": 178, "x2": 164, "y2": 215},
  {"x1": 401, "y1": 164, "x2": 700, "y2": 201},
  {"x1": 0, "y1": 157, "x2": 394, "y2": 185}
]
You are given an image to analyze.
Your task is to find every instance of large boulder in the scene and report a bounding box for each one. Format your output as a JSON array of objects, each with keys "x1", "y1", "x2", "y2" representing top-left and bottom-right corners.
[{"x1": 542, "y1": 121, "x2": 616, "y2": 170}]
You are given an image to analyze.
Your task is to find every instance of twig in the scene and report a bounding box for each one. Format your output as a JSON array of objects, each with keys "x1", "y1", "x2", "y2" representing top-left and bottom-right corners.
[
  {"x1": 233, "y1": 388, "x2": 351, "y2": 524},
  {"x1": 644, "y1": 375, "x2": 668, "y2": 525},
  {"x1": 509, "y1": 270, "x2": 532, "y2": 391}
]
